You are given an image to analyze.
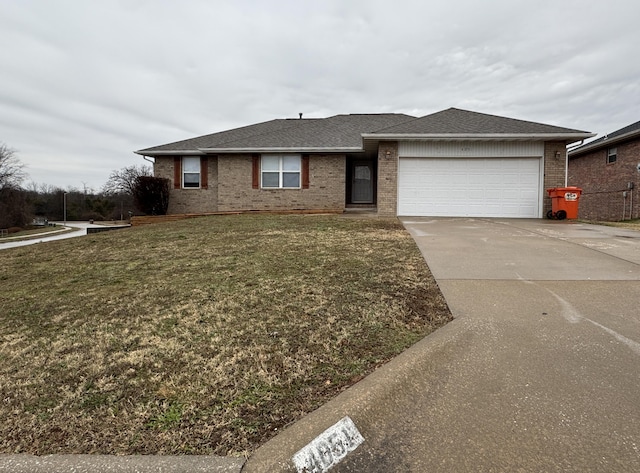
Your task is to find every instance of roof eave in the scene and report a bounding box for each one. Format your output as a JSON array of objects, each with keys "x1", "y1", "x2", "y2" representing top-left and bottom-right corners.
[
  {"x1": 362, "y1": 133, "x2": 595, "y2": 142},
  {"x1": 135, "y1": 146, "x2": 364, "y2": 156},
  {"x1": 197, "y1": 147, "x2": 363, "y2": 153},
  {"x1": 569, "y1": 129, "x2": 640, "y2": 157},
  {"x1": 134, "y1": 149, "x2": 205, "y2": 156}
]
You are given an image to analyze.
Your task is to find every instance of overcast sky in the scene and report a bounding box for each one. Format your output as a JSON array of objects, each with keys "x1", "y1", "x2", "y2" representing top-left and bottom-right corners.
[{"x1": 1, "y1": 0, "x2": 639, "y2": 191}]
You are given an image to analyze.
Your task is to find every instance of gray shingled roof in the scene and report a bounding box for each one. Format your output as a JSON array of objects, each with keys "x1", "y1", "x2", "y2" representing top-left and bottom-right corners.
[
  {"x1": 569, "y1": 119, "x2": 640, "y2": 156},
  {"x1": 369, "y1": 108, "x2": 590, "y2": 135},
  {"x1": 136, "y1": 114, "x2": 415, "y2": 155},
  {"x1": 136, "y1": 108, "x2": 593, "y2": 156},
  {"x1": 136, "y1": 118, "x2": 312, "y2": 154}
]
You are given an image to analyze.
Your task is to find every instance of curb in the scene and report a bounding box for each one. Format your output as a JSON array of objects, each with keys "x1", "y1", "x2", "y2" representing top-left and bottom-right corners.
[
  {"x1": 0, "y1": 454, "x2": 245, "y2": 473},
  {"x1": 242, "y1": 318, "x2": 466, "y2": 472}
]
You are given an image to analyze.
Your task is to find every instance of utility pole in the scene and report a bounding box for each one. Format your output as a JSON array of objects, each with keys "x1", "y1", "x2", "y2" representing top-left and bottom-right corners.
[{"x1": 63, "y1": 192, "x2": 68, "y2": 226}]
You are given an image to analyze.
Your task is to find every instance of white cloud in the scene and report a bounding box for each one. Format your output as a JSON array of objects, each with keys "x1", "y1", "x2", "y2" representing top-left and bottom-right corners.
[{"x1": 1, "y1": 0, "x2": 639, "y2": 188}]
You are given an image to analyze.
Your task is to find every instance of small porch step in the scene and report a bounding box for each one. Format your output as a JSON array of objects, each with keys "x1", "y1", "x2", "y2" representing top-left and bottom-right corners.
[{"x1": 344, "y1": 205, "x2": 377, "y2": 215}]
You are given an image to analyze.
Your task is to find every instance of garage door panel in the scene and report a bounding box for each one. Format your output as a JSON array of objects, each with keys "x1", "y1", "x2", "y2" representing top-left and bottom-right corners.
[{"x1": 398, "y1": 157, "x2": 541, "y2": 218}]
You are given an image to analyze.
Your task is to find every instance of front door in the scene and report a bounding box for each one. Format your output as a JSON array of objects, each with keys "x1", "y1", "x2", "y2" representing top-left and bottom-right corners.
[{"x1": 351, "y1": 161, "x2": 374, "y2": 204}]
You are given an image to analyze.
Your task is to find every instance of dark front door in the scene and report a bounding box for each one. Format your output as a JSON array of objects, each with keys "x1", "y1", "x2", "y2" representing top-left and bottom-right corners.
[{"x1": 351, "y1": 161, "x2": 374, "y2": 204}]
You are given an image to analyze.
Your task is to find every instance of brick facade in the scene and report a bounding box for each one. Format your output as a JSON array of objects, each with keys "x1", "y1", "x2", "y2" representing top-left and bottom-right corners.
[
  {"x1": 155, "y1": 154, "x2": 346, "y2": 214},
  {"x1": 154, "y1": 140, "x2": 571, "y2": 218},
  {"x1": 376, "y1": 142, "x2": 399, "y2": 217},
  {"x1": 155, "y1": 156, "x2": 218, "y2": 214},
  {"x1": 568, "y1": 138, "x2": 640, "y2": 221},
  {"x1": 543, "y1": 141, "x2": 568, "y2": 215}
]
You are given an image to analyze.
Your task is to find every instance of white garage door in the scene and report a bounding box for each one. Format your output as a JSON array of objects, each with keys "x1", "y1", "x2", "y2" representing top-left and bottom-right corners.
[{"x1": 397, "y1": 157, "x2": 541, "y2": 218}]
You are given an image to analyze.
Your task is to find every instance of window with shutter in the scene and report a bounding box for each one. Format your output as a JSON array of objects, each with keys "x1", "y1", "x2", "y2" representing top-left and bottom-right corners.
[
  {"x1": 182, "y1": 156, "x2": 201, "y2": 188},
  {"x1": 260, "y1": 154, "x2": 301, "y2": 188}
]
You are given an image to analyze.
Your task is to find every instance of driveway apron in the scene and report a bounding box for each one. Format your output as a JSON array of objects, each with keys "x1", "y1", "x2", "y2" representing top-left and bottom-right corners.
[{"x1": 245, "y1": 218, "x2": 640, "y2": 472}]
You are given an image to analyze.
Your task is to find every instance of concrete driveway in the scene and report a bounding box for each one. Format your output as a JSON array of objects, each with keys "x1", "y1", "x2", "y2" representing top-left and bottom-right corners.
[{"x1": 245, "y1": 218, "x2": 640, "y2": 472}]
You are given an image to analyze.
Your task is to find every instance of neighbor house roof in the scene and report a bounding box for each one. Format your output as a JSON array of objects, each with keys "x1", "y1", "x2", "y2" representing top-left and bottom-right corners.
[
  {"x1": 136, "y1": 114, "x2": 415, "y2": 156},
  {"x1": 569, "y1": 119, "x2": 640, "y2": 157},
  {"x1": 363, "y1": 108, "x2": 593, "y2": 142}
]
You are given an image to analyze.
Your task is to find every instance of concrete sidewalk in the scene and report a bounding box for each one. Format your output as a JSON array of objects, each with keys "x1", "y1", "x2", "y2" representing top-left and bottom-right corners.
[
  {"x1": 244, "y1": 218, "x2": 640, "y2": 472},
  {"x1": 0, "y1": 454, "x2": 244, "y2": 473},
  {"x1": 0, "y1": 221, "x2": 121, "y2": 250}
]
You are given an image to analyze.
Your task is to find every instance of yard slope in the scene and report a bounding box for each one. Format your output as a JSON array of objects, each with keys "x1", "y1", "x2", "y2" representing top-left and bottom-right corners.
[{"x1": 0, "y1": 214, "x2": 451, "y2": 456}]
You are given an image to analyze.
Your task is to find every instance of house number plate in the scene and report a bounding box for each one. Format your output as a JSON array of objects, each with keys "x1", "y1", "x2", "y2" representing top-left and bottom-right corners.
[{"x1": 292, "y1": 416, "x2": 365, "y2": 472}]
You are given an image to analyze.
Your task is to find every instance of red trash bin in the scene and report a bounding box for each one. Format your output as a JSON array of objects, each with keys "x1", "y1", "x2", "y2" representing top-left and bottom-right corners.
[{"x1": 546, "y1": 187, "x2": 582, "y2": 220}]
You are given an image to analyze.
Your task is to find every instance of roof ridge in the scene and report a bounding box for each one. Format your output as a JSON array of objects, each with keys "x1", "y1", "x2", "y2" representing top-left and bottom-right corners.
[
  {"x1": 368, "y1": 107, "x2": 589, "y2": 135},
  {"x1": 444, "y1": 107, "x2": 580, "y2": 129},
  {"x1": 368, "y1": 114, "x2": 423, "y2": 133}
]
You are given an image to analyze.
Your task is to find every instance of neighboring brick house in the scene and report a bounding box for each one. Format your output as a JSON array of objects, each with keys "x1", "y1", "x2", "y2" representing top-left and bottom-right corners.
[
  {"x1": 568, "y1": 120, "x2": 640, "y2": 221},
  {"x1": 135, "y1": 108, "x2": 592, "y2": 218}
]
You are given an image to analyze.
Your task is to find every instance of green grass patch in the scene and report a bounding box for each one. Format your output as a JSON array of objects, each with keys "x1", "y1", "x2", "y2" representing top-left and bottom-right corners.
[{"x1": 0, "y1": 214, "x2": 451, "y2": 456}]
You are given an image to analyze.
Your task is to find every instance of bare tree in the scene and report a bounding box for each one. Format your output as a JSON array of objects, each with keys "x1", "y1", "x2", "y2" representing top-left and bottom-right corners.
[
  {"x1": 0, "y1": 143, "x2": 27, "y2": 190},
  {"x1": 102, "y1": 164, "x2": 152, "y2": 195}
]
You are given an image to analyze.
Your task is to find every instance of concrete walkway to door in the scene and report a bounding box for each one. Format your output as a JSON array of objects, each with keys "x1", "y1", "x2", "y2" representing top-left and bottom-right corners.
[{"x1": 245, "y1": 218, "x2": 640, "y2": 472}]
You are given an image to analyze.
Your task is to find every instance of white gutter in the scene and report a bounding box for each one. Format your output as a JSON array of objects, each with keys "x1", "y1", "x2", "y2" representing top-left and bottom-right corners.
[
  {"x1": 362, "y1": 133, "x2": 595, "y2": 141},
  {"x1": 134, "y1": 149, "x2": 205, "y2": 156},
  {"x1": 197, "y1": 147, "x2": 363, "y2": 153},
  {"x1": 135, "y1": 147, "x2": 364, "y2": 156},
  {"x1": 566, "y1": 140, "x2": 586, "y2": 152}
]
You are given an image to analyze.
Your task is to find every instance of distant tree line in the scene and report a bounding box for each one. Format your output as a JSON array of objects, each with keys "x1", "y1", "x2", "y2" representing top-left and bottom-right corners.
[{"x1": 0, "y1": 142, "x2": 170, "y2": 229}]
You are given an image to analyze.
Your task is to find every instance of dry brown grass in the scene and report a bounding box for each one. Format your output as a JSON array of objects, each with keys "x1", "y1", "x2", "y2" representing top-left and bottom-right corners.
[
  {"x1": 0, "y1": 214, "x2": 451, "y2": 456},
  {"x1": 590, "y1": 219, "x2": 640, "y2": 231}
]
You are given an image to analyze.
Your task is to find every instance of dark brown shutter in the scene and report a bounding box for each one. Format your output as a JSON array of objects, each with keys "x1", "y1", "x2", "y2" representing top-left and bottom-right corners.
[
  {"x1": 173, "y1": 157, "x2": 181, "y2": 189},
  {"x1": 200, "y1": 156, "x2": 208, "y2": 189},
  {"x1": 252, "y1": 154, "x2": 260, "y2": 189},
  {"x1": 302, "y1": 155, "x2": 310, "y2": 189}
]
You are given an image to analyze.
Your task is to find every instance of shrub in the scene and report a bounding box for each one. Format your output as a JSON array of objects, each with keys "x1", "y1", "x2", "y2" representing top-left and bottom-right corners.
[
  {"x1": 132, "y1": 176, "x2": 170, "y2": 215},
  {"x1": 0, "y1": 187, "x2": 31, "y2": 228}
]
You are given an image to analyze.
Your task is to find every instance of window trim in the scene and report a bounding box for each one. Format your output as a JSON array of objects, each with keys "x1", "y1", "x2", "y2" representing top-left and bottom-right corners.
[
  {"x1": 607, "y1": 147, "x2": 617, "y2": 164},
  {"x1": 182, "y1": 156, "x2": 201, "y2": 188},
  {"x1": 261, "y1": 154, "x2": 302, "y2": 189}
]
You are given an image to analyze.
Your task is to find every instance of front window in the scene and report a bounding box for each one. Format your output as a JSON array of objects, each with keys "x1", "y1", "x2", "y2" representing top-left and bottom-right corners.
[
  {"x1": 607, "y1": 147, "x2": 617, "y2": 164},
  {"x1": 183, "y1": 156, "x2": 200, "y2": 187},
  {"x1": 261, "y1": 155, "x2": 301, "y2": 188}
]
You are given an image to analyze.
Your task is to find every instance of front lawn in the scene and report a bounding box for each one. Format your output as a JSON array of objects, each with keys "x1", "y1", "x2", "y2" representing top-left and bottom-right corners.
[{"x1": 0, "y1": 214, "x2": 451, "y2": 456}]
